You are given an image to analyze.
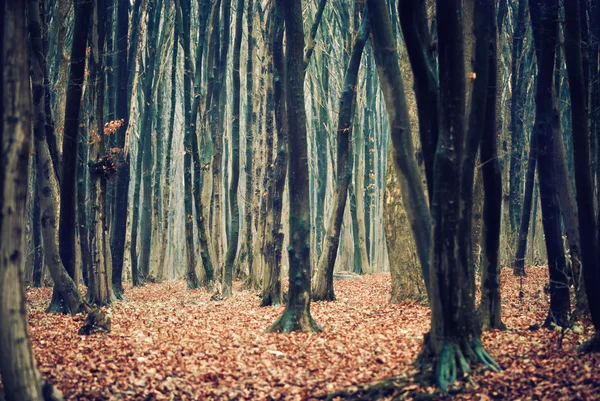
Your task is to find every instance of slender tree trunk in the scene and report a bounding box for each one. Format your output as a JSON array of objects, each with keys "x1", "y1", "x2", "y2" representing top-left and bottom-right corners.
[
  {"x1": 179, "y1": 0, "x2": 200, "y2": 289},
  {"x1": 529, "y1": 0, "x2": 571, "y2": 328},
  {"x1": 241, "y1": 0, "x2": 255, "y2": 284},
  {"x1": 367, "y1": 0, "x2": 431, "y2": 297},
  {"x1": 478, "y1": 14, "x2": 505, "y2": 330},
  {"x1": 508, "y1": 0, "x2": 528, "y2": 234},
  {"x1": 267, "y1": 0, "x2": 321, "y2": 333},
  {"x1": 111, "y1": 0, "x2": 131, "y2": 299},
  {"x1": 513, "y1": 128, "x2": 538, "y2": 276},
  {"x1": 261, "y1": 2, "x2": 285, "y2": 307},
  {"x1": 86, "y1": 0, "x2": 114, "y2": 306},
  {"x1": 55, "y1": 0, "x2": 92, "y2": 309},
  {"x1": 313, "y1": 9, "x2": 370, "y2": 301},
  {"x1": 222, "y1": 0, "x2": 245, "y2": 298},
  {"x1": 28, "y1": 0, "x2": 87, "y2": 315},
  {"x1": 158, "y1": 2, "x2": 179, "y2": 281}
]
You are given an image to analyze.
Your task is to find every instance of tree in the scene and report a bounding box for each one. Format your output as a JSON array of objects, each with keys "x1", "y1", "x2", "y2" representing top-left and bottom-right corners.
[
  {"x1": 0, "y1": 2, "x2": 63, "y2": 398},
  {"x1": 564, "y1": 0, "x2": 600, "y2": 350},
  {"x1": 111, "y1": 0, "x2": 131, "y2": 299},
  {"x1": 29, "y1": 0, "x2": 88, "y2": 315},
  {"x1": 87, "y1": 0, "x2": 115, "y2": 305},
  {"x1": 312, "y1": 7, "x2": 370, "y2": 302},
  {"x1": 529, "y1": 0, "x2": 571, "y2": 329},
  {"x1": 48, "y1": 0, "x2": 92, "y2": 311},
  {"x1": 267, "y1": 0, "x2": 321, "y2": 333}
]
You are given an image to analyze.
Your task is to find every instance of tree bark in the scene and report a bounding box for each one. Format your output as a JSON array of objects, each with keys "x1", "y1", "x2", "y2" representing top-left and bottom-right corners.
[
  {"x1": 1, "y1": 2, "x2": 63, "y2": 398},
  {"x1": 529, "y1": 0, "x2": 571, "y2": 328},
  {"x1": 564, "y1": 0, "x2": 600, "y2": 348},
  {"x1": 478, "y1": 12, "x2": 505, "y2": 330},
  {"x1": 86, "y1": 0, "x2": 115, "y2": 305},
  {"x1": 261, "y1": 1, "x2": 285, "y2": 307},
  {"x1": 55, "y1": 0, "x2": 92, "y2": 309},
  {"x1": 111, "y1": 0, "x2": 131, "y2": 299},
  {"x1": 419, "y1": 0, "x2": 500, "y2": 391},
  {"x1": 267, "y1": 0, "x2": 321, "y2": 333}
]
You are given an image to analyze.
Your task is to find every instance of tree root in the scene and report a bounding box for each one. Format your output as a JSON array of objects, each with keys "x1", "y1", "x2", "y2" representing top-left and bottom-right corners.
[{"x1": 436, "y1": 338, "x2": 500, "y2": 393}]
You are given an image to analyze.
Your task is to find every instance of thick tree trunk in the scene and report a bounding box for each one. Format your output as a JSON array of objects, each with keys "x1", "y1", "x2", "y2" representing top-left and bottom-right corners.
[
  {"x1": 313, "y1": 9, "x2": 370, "y2": 302},
  {"x1": 564, "y1": 0, "x2": 600, "y2": 349},
  {"x1": 1, "y1": 3, "x2": 63, "y2": 398},
  {"x1": 419, "y1": 0, "x2": 500, "y2": 391},
  {"x1": 529, "y1": 0, "x2": 571, "y2": 329},
  {"x1": 268, "y1": 0, "x2": 321, "y2": 333}
]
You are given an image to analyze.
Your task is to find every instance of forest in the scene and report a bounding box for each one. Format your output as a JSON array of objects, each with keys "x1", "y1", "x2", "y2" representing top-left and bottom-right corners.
[{"x1": 1, "y1": 0, "x2": 600, "y2": 399}]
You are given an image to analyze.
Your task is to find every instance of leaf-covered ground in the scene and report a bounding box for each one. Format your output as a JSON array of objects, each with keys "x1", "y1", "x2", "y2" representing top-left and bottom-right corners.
[{"x1": 23, "y1": 267, "x2": 600, "y2": 400}]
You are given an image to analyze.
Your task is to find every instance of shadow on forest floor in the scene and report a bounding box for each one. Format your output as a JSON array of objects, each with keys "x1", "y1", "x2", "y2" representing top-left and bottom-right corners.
[{"x1": 21, "y1": 268, "x2": 600, "y2": 400}]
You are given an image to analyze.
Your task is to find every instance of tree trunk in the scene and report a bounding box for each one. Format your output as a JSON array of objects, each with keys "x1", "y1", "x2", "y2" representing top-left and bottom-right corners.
[
  {"x1": 86, "y1": 0, "x2": 114, "y2": 306},
  {"x1": 313, "y1": 9, "x2": 370, "y2": 301},
  {"x1": 367, "y1": 0, "x2": 431, "y2": 297},
  {"x1": 55, "y1": 0, "x2": 92, "y2": 310},
  {"x1": 1, "y1": 2, "x2": 63, "y2": 398},
  {"x1": 478, "y1": 15, "x2": 505, "y2": 330},
  {"x1": 179, "y1": 0, "x2": 200, "y2": 289},
  {"x1": 261, "y1": 2, "x2": 285, "y2": 307},
  {"x1": 529, "y1": 0, "x2": 571, "y2": 329},
  {"x1": 513, "y1": 127, "x2": 538, "y2": 276},
  {"x1": 223, "y1": 0, "x2": 245, "y2": 298},
  {"x1": 29, "y1": 0, "x2": 88, "y2": 315},
  {"x1": 419, "y1": 0, "x2": 500, "y2": 391},
  {"x1": 564, "y1": 0, "x2": 600, "y2": 349},
  {"x1": 508, "y1": 0, "x2": 528, "y2": 234},
  {"x1": 267, "y1": 0, "x2": 321, "y2": 333},
  {"x1": 111, "y1": 0, "x2": 131, "y2": 299}
]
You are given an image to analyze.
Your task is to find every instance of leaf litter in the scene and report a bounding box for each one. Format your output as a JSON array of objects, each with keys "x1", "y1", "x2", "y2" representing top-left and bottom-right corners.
[{"x1": 22, "y1": 267, "x2": 600, "y2": 400}]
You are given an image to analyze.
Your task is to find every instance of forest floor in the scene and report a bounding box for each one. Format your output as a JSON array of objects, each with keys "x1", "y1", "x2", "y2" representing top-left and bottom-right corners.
[{"x1": 23, "y1": 267, "x2": 599, "y2": 401}]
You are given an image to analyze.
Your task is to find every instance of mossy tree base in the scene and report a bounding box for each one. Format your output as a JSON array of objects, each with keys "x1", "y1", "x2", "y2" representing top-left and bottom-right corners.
[
  {"x1": 112, "y1": 285, "x2": 125, "y2": 301},
  {"x1": 416, "y1": 335, "x2": 500, "y2": 393},
  {"x1": 267, "y1": 307, "x2": 322, "y2": 333}
]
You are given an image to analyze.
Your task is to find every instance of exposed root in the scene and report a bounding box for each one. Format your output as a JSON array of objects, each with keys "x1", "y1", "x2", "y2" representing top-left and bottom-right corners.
[
  {"x1": 578, "y1": 331, "x2": 600, "y2": 353},
  {"x1": 416, "y1": 334, "x2": 501, "y2": 394},
  {"x1": 267, "y1": 308, "x2": 322, "y2": 333}
]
